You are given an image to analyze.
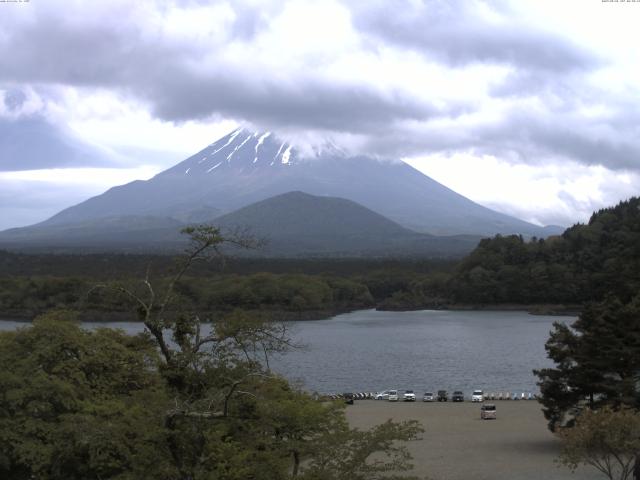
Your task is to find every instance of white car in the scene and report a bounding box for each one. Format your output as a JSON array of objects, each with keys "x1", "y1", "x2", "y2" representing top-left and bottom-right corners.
[
  {"x1": 403, "y1": 390, "x2": 416, "y2": 402},
  {"x1": 471, "y1": 390, "x2": 484, "y2": 402},
  {"x1": 375, "y1": 391, "x2": 390, "y2": 400},
  {"x1": 423, "y1": 392, "x2": 434, "y2": 402},
  {"x1": 388, "y1": 390, "x2": 399, "y2": 402}
]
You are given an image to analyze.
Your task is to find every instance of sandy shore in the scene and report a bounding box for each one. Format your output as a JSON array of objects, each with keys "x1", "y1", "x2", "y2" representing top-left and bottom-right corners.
[{"x1": 346, "y1": 400, "x2": 601, "y2": 480}]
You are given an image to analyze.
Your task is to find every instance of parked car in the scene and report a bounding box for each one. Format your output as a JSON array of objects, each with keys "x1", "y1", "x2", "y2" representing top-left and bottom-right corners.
[
  {"x1": 423, "y1": 392, "x2": 435, "y2": 402},
  {"x1": 437, "y1": 390, "x2": 448, "y2": 402},
  {"x1": 375, "y1": 391, "x2": 390, "y2": 400},
  {"x1": 388, "y1": 390, "x2": 399, "y2": 402},
  {"x1": 343, "y1": 393, "x2": 354, "y2": 405},
  {"x1": 452, "y1": 391, "x2": 465, "y2": 402},
  {"x1": 481, "y1": 403, "x2": 497, "y2": 420},
  {"x1": 403, "y1": 390, "x2": 416, "y2": 402},
  {"x1": 471, "y1": 390, "x2": 484, "y2": 402}
]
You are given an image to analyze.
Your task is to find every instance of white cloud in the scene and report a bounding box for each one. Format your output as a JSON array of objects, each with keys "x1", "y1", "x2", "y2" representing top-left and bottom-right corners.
[{"x1": 0, "y1": 166, "x2": 159, "y2": 185}]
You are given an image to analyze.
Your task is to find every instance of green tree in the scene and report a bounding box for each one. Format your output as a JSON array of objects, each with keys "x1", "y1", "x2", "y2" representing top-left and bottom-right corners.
[
  {"x1": 535, "y1": 294, "x2": 640, "y2": 432},
  {"x1": 558, "y1": 406, "x2": 640, "y2": 480},
  {"x1": 0, "y1": 310, "x2": 174, "y2": 480}
]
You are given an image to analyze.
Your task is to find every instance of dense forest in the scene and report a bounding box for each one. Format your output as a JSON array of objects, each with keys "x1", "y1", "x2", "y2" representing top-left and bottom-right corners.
[
  {"x1": 450, "y1": 197, "x2": 640, "y2": 305},
  {"x1": 2, "y1": 197, "x2": 640, "y2": 319}
]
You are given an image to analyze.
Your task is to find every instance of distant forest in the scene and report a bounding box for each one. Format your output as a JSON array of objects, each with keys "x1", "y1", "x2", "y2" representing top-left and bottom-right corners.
[{"x1": 2, "y1": 197, "x2": 640, "y2": 319}]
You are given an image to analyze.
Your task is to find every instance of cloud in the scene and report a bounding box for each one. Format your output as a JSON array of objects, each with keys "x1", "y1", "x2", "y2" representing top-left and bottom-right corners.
[
  {"x1": 0, "y1": 115, "x2": 116, "y2": 171},
  {"x1": 0, "y1": 179, "x2": 93, "y2": 230},
  {"x1": 406, "y1": 153, "x2": 640, "y2": 228},
  {"x1": 0, "y1": 1, "x2": 439, "y2": 135},
  {"x1": 3, "y1": 88, "x2": 27, "y2": 112},
  {"x1": 352, "y1": 0, "x2": 601, "y2": 72},
  {"x1": 358, "y1": 103, "x2": 640, "y2": 174},
  {"x1": 1, "y1": 0, "x2": 630, "y2": 175},
  {"x1": 147, "y1": 73, "x2": 439, "y2": 131}
]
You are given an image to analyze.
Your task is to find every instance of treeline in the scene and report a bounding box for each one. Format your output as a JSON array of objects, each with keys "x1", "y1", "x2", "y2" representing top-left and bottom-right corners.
[
  {"x1": 0, "y1": 274, "x2": 376, "y2": 320},
  {"x1": 4, "y1": 197, "x2": 640, "y2": 317},
  {"x1": 0, "y1": 252, "x2": 457, "y2": 319},
  {"x1": 0, "y1": 250, "x2": 453, "y2": 278},
  {"x1": 0, "y1": 271, "x2": 454, "y2": 320}
]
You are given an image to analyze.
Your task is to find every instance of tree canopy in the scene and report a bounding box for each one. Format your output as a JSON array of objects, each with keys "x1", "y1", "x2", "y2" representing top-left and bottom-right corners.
[
  {"x1": 0, "y1": 311, "x2": 173, "y2": 479},
  {"x1": 0, "y1": 226, "x2": 426, "y2": 480}
]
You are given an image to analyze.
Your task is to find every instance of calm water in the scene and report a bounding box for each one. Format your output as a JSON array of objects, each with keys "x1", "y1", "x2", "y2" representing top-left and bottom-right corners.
[{"x1": 0, "y1": 309, "x2": 571, "y2": 395}]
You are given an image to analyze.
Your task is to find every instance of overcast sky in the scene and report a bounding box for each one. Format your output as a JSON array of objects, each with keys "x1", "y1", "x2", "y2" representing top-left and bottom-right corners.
[{"x1": 1, "y1": 0, "x2": 639, "y2": 230}]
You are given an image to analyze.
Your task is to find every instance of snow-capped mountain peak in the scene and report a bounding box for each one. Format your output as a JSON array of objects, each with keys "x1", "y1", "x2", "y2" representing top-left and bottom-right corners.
[{"x1": 169, "y1": 128, "x2": 303, "y2": 178}]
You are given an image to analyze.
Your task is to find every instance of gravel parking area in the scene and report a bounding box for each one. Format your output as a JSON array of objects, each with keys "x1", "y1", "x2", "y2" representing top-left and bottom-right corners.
[{"x1": 346, "y1": 400, "x2": 602, "y2": 480}]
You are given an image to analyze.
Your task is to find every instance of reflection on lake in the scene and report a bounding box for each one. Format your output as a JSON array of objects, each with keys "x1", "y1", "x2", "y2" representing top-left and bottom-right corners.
[{"x1": 0, "y1": 309, "x2": 571, "y2": 394}]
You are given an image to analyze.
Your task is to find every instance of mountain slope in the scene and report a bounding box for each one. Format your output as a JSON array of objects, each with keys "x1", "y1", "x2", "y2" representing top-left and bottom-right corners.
[
  {"x1": 0, "y1": 216, "x2": 185, "y2": 252},
  {"x1": 37, "y1": 128, "x2": 559, "y2": 237},
  {"x1": 0, "y1": 191, "x2": 481, "y2": 257},
  {"x1": 215, "y1": 191, "x2": 479, "y2": 256}
]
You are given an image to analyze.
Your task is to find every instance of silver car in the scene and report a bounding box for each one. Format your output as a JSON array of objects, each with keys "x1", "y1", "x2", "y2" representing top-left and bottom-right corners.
[{"x1": 374, "y1": 390, "x2": 390, "y2": 400}]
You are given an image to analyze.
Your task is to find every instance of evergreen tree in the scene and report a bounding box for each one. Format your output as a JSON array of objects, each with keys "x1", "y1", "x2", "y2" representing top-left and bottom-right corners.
[{"x1": 535, "y1": 294, "x2": 640, "y2": 432}]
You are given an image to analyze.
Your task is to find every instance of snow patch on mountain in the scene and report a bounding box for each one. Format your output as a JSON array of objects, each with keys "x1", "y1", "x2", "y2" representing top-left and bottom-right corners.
[
  {"x1": 227, "y1": 133, "x2": 253, "y2": 161},
  {"x1": 281, "y1": 145, "x2": 292, "y2": 165},
  {"x1": 207, "y1": 161, "x2": 223, "y2": 173},
  {"x1": 209, "y1": 128, "x2": 243, "y2": 157},
  {"x1": 254, "y1": 132, "x2": 271, "y2": 163}
]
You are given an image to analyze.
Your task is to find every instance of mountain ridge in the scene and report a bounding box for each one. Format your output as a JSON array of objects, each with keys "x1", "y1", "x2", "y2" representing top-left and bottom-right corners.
[{"x1": 34, "y1": 128, "x2": 562, "y2": 237}]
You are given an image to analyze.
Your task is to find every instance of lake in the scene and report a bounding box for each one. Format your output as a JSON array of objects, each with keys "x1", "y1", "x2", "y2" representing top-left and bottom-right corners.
[{"x1": 0, "y1": 309, "x2": 571, "y2": 395}]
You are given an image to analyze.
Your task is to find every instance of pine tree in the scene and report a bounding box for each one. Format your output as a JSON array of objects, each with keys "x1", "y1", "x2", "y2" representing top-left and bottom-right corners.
[{"x1": 535, "y1": 294, "x2": 640, "y2": 432}]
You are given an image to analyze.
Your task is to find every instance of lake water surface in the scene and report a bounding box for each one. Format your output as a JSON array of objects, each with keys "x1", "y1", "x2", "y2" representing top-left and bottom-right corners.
[{"x1": 0, "y1": 309, "x2": 571, "y2": 395}]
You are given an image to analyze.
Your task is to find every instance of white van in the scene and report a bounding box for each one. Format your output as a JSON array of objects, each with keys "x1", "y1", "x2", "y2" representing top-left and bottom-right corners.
[
  {"x1": 471, "y1": 390, "x2": 484, "y2": 402},
  {"x1": 388, "y1": 390, "x2": 399, "y2": 402}
]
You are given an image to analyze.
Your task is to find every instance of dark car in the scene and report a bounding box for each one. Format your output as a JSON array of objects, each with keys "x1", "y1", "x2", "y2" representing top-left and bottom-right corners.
[
  {"x1": 343, "y1": 393, "x2": 354, "y2": 405},
  {"x1": 437, "y1": 390, "x2": 448, "y2": 402},
  {"x1": 452, "y1": 391, "x2": 465, "y2": 402}
]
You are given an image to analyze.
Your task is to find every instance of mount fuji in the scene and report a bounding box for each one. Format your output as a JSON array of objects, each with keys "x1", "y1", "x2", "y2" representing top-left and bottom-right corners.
[
  {"x1": 36, "y1": 128, "x2": 556, "y2": 235},
  {"x1": 0, "y1": 128, "x2": 561, "y2": 254}
]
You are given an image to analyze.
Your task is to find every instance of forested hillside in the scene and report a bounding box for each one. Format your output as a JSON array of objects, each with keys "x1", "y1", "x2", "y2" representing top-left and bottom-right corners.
[{"x1": 449, "y1": 197, "x2": 640, "y2": 304}]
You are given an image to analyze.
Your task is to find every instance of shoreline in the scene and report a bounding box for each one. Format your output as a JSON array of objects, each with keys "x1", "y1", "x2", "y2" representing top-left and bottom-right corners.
[
  {"x1": 377, "y1": 303, "x2": 581, "y2": 316},
  {"x1": 0, "y1": 303, "x2": 581, "y2": 324}
]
